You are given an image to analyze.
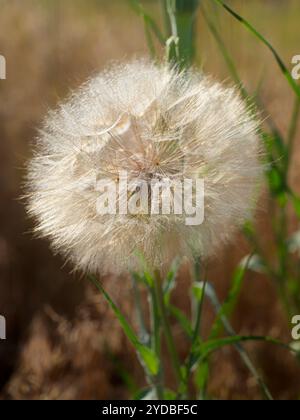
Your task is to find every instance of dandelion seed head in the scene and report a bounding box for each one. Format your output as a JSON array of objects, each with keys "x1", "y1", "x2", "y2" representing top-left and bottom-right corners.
[{"x1": 26, "y1": 60, "x2": 262, "y2": 274}]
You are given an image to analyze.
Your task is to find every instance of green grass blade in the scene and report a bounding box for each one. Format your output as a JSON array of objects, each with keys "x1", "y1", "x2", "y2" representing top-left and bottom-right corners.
[
  {"x1": 287, "y1": 96, "x2": 300, "y2": 162},
  {"x1": 144, "y1": 17, "x2": 158, "y2": 59},
  {"x1": 89, "y1": 275, "x2": 159, "y2": 376},
  {"x1": 154, "y1": 270, "x2": 184, "y2": 387},
  {"x1": 128, "y1": 0, "x2": 166, "y2": 46},
  {"x1": 191, "y1": 278, "x2": 207, "y2": 343},
  {"x1": 203, "y1": 281, "x2": 274, "y2": 400},
  {"x1": 202, "y1": 7, "x2": 248, "y2": 101},
  {"x1": 163, "y1": 258, "x2": 180, "y2": 302},
  {"x1": 209, "y1": 256, "x2": 251, "y2": 339},
  {"x1": 198, "y1": 335, "x2": 294, "y2": 361},
  {"x1": 131, "y1": 274, "x2": 150, "y2": 345},
  {"x1": 212, "y1": 0, "x2": 300, "y2": 99},
  {"x1": 203, "y1": 4, "x2": 290, "y2": 174},
  {"x1": 168, "y1": 304, "x2": 193, "y2": 339},
  {"x1": 194, "y1": 360, "x2": 209, "y2": 400},
  {"x1": 191, "y1": 329, "x2": 295, "y2": 400}
]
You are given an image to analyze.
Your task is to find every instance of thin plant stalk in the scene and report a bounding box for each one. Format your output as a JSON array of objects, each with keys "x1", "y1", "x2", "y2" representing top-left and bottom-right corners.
[
  {"x1": 287, "y1": 96, "x2": 300, "y2": 163},
  {"x1": 154, "y1": 270, "x2": 183, "y2": 389},
  {"x1": 181, "y1": 267, "x2": 207, "y2": 398},
  {"x1": 204, "y1": 283, "x2": 273, "y2": 401},
  {"x1": 164, "y1": 0, "x2": 200, "y2": 67},
  {"x1": 148, "y1": 284, "x2": 164, "y2": 399},
  {"x1": 131, "y1": 275, "x2": 149, "y2": 345}
]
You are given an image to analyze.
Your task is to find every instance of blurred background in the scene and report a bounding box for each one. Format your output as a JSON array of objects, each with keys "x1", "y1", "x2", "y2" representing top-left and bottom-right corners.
[{"x1": 0, "y1": 0, "x2": 300, "y2": 400}]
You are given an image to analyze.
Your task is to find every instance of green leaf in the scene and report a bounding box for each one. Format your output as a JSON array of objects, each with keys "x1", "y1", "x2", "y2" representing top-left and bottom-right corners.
[
  {"x1": 192, "y1": 335, "x2": 294, "y2": 367},
  {"x1": 163, "y1": 259, "x2": 180, "y2": 303},
  {"x1": 168, "y1": 304, "x2": 193, "y2": 339},
  {"x1": 266, "y1": 164, "x2": 287, "y2": 200},
  {"x1": 143, "y1": 272, "x2": 154, "y2": 288},
  {"x1": 194, "y1": 360, "x2": 209, "y2": 398},
  {"x1": 131, "y1": 272, "x2": 146, "y2": 286},
  {"x1": 138, "y1": 346, "x2": 160, "y2": 376},
  {"x1": 89, "y1": 275, "x2": 159, "y2": 376},
  {"x1": 133, "y1": 251, "x2": 154, "y2": 287},
  {"x1": 191, "y1": 282, "x2": 205, "y2": 302}
]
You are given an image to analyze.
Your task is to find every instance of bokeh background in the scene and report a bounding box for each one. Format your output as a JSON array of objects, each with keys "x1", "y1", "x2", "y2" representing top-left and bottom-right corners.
[{"x1": 0, "y1": 0, "x2": 300, "y2": 400}]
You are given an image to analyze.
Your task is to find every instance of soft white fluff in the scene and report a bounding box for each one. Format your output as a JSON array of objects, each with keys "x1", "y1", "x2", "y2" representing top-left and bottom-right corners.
[{"x1": 26, "y1": 60, "x2": 262, "y2": 274}]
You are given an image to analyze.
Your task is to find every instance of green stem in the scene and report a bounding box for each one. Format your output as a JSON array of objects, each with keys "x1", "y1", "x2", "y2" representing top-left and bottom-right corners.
[
  {"x1": 154, "y1": 269, "x2": 183, "y2": 389},
  {"x1": 191, "y1": 263, "x2": 206, "y2": 344},
  {"x1": 164, "y1": 0, "x2": 200, "y2": 67},
  {"x1": 161, "y1": 0, "x2": 171, "y2": 38},
  {"x1": 149, "y1": 285, "x2": 164, "y2": 399},
  {"x1": 287, "y1": 96, "x2": 300, "y2": 165},
  {"x1": 181, "y1": 264, "x2": 206, "y2": 398},
  {"x1": 132, "y1": 274, "x2": 149, "y2": 345}
]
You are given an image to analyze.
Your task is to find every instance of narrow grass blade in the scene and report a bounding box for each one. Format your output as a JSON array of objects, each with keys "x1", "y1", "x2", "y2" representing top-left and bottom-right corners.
[
  {"x1": 163, "y1": 258, "x2": 180, "y2": 303},
  {"x1": 128, "y1": 0, "x2": 165, "y2": 45},
  {"x1": 204, "y1": 281, "x2": 274, "y2": 400},
  {"x1": 198, "y1": 335, "x2": 294, "y2": 360},
  {"x1": 202, "y1": 6, "x2": 248, "y2": 101},
  {"x1": 287, "y1": 96, "x2": 300, "y2": 162},
  {"x1": 194, "y1": 360, "x2": 209, "y2": 400},
  {"x1": 168, "y1": 304, "x2": 193, "y2": 339},
  {"x1": 209, "y1": 256, "x2": 251, "y2": 339},
  {"x1": 191, "y1": 278, "x2": 207, "y2": 343},
  {"x1": 89, "y1": 275, "x2": 159, "y2": 376},
  {"x1": 131, "y1": 273, "x2": 150, "y2": 345},
  {"x1": 154, "y1": 270, "x2": 183, "y2": 387},
  {"x1": 212, "y1": 0, "x2": 300, "y2": 99}
]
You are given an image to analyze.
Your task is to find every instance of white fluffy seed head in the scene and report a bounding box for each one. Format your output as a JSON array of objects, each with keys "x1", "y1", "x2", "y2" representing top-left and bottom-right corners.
[{"x1": 26, "y1": 60, "x2": 262, "y2": 275}]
